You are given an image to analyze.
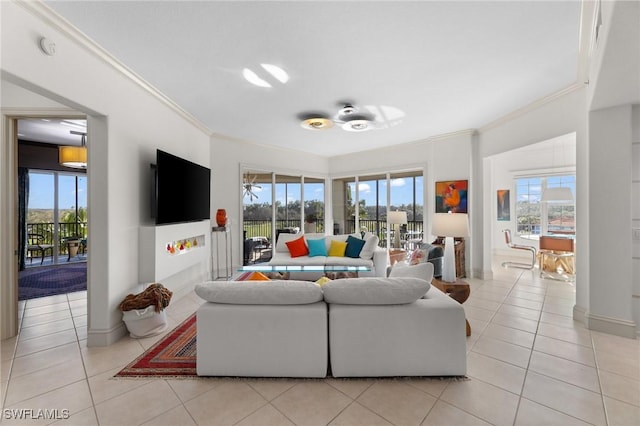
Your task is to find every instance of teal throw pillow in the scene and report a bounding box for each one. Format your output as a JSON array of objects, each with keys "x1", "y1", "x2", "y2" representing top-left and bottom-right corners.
[
  {"x1": 345, "y1": 235, "x2": 366, "y2": 258},
  {"x1": 307, "y1": 238, "x2": 328, "y2": 257}
]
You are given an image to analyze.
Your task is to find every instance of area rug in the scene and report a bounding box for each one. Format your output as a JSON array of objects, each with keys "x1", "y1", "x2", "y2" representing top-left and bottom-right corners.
[
  {"x1": 115, "y1": 313, "x2": 197, "y2": 378},
  {"x1": 18, "y1": 263, "x2": 87, "y2": 300}
]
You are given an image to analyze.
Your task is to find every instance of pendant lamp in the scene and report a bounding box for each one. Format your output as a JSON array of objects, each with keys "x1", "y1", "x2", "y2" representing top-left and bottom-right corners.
[{"x1": 59, "y1": 131, "x2": 87, "y2": 169}]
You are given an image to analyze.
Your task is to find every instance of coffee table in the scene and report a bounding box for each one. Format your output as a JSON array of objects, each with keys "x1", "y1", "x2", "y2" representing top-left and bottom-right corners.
[
  {"x1": 237, "y1": 265, "x2": 371, "y2": 280},
  {"x1": 431, "y1": 277, "x2": 471, "y2": 336}
]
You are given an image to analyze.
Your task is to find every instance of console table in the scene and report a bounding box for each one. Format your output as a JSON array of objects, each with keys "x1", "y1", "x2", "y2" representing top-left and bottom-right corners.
[{"x1": 212, "y1": 226, "x2": 232, "y2": 280}]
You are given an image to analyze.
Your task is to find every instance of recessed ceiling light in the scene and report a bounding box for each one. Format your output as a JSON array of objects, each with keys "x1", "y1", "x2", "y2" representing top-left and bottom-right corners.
[
  {"x1": 260, "y1": 64, "x2": 289, "y2": 84},
  {"x1": 300, "y1": 118, "x2": 333, "y2": 130},
  {"x1": 243, "y1": 68, "x2": 271, "y2": 88}
]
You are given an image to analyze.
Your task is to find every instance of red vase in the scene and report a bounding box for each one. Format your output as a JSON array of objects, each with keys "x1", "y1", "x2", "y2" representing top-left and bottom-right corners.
[{"x1": 216, "y1": 209, "x2": 227, "y2": 227}]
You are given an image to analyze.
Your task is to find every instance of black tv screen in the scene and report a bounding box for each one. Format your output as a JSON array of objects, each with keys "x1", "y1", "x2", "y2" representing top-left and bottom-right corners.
[{"x1": 152, "y1": 149, "x2": 211, "y2": 225}]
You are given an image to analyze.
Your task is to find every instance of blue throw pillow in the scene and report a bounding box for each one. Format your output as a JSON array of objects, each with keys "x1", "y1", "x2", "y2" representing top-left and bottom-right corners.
[
  {"x1": 307, "y1": 238, "x2": 327, "y2": 257},
  {"x1": 345, "y1": 235, "x2": 366, "y2": 258}
]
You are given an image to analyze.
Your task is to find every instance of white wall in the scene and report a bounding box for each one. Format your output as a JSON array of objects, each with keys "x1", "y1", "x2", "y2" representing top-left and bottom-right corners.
[
  {"x1": 583, "y1": 0, "x2": 639, "y2": 338},
  {"x1": 1, "y1": 2, "x2": 211, "y2": 345},
  {"x1": 632, "y1": 106, "x2": 640, "y2": 330}
]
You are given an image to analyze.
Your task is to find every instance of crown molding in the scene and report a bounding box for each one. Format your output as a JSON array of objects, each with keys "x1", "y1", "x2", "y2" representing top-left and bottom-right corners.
[
  {"x1": 479, "y1": 83, "x2": 585, "y2": 133},
  {"x1": 16, "y1": 0, "x2": 212, "y2": 137}
]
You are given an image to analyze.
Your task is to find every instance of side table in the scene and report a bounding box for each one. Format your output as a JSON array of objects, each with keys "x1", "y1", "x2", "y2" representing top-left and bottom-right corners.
[{"x1": 431, "y1": 277, "x2": 471, "y2": 336}]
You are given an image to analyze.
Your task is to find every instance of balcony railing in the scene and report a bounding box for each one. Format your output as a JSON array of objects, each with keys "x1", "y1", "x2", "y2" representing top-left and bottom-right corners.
[
  {"x1": 242, "y1": 219, "x2": 424, "y2": 247},
  {"x1": 27, "y1": 222, "x2": 87, "y2": 255}
]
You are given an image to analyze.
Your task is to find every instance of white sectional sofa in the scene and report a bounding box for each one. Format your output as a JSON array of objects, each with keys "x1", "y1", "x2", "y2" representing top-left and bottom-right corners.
[
  {"x1": 268, "y1": 232, "x2": 388, "y2": 277},
  {"x1": 196, "y1": 280, "x2": 328, "y2": 377},
  {"x1": 194, "y1": 263, "x2": 467, "y2": 378}
]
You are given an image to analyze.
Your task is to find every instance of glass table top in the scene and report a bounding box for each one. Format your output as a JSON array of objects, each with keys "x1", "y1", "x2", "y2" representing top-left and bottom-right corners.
[{"x1": 238, "y1": 265, "x2": 371, "y2": 273}]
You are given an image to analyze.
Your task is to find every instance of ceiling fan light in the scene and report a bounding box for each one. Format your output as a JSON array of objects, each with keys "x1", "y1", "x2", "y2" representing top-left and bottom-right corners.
[
  {"x1": 301, "y1": 117, "x2": 333, "y2": 130},
  {"x1": 342, "y1": 119, "x2": 372, "y2": 132}
]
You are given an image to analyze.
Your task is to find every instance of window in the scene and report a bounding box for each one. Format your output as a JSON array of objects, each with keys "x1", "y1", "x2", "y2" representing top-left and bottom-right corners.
[
  {"x1": 242, "y1": 170, "x2": 325, "y2": 263},
  {"x1": 546, "y1": 175, "x2": 575, "y2": 234},
  {"x1": 27, "y1": 170, "x2": 87, "y2": 264},
  {"x1": 516, "y1": 177, "x2": 542, "y2": 236},
  {"x1": 275, "y1": 174, "x2": 301, "y2": 227},
  {"x1": 332, "y1": 170, "x2": 424, "y2": 248},
  {"x1": 515, "y1": 175, "x2": 575, "y2": 237},
  {"x1": 303, "y1": 177, "x2": 325, "y2": 233}
]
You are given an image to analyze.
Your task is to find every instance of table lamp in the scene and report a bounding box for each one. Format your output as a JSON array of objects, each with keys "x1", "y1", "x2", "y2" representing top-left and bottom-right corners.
[
  {"x1": 431, "y1": 212, "x2": 469, "y2": 282},
  {"x1": 388, "y1": 211, "x2": 407, "y2": 249}
]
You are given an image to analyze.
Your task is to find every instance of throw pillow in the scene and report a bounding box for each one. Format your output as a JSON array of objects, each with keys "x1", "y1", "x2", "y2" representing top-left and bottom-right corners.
[
  {"x1": 285, "y1": 236, "x2": 309, "y2": 257},
  {"x1": 307, "y1": 238, "x2": 328, "y2": 257},
  {"x1": 328, "y1": 240, "x2": 348, "y2": 257},
  {"x1": 246, "y1": 271, "x2": 271, "y2": 281},
  {"x1": 275, "y1": 233, "x2": 301, "y2": 253},
  {"x1": 359, "y1": 235, "x2": 380, "y2": 260},
  {"x1": 315, "y1": 276, "x2": 332, "y2": 287},
  {"x1": 409, "y1": 247, "x2": 427, "y2": 265},
  {"x1": 389, "y1": 262, "x2": 434, "y2": 283},
  {"x1": 345, "y1": 235, "x2": 366, "y2": 258}
]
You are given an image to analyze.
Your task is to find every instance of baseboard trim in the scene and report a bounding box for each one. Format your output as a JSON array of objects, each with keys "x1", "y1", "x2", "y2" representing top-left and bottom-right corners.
[
  {"x1": 473, "y1": 269, "x2": 494, "y2": 280},
  {"x1": 584, "y1": 311, "x2": 637, "y2": 339},
  {"x1": 572, "y1": 304, "x2": 587, "y2": 325},
  {"x1": 87, "y1": 322, "x2": 127, "y2": 347}
]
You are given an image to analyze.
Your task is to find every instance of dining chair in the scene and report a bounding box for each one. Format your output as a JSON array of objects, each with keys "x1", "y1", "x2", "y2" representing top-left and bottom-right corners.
[{"x1": 501, "y1": 229, "x2": 536, "y2": 269}]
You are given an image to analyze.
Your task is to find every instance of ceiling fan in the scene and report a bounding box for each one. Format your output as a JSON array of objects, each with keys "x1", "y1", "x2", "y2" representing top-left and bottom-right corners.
[
  {"x1": 299, "y1": 103, "x2": 378, "y2": 132},
  {"x1": 299, "y1": 102, "x2": 405, "y2": 133},
  {"x1": 243, "y1": 173, "x2": 261, "y2": 201}
]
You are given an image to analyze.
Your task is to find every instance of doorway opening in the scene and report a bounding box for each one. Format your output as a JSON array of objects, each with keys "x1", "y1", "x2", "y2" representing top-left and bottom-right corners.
[{"x1": 17, "y1": 118, "x2": 88, "y2": 300}]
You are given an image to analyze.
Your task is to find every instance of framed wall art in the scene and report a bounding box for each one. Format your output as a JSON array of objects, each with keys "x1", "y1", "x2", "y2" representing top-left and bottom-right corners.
[
  {"x1": 497, "y1": 189, "x2": 510, "y2": 221},
  {"x1": 435, "y1": 180, "x2": 468, "y2": 213}
]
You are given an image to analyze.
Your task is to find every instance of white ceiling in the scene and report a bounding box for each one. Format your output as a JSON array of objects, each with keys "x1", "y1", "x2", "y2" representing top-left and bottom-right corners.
[
  {"x1": 18, "y1": 118, "x2": 86, "y2": 146},
  {"x1": 42, "y1": 1, "x2": 582, "y2": 157}
]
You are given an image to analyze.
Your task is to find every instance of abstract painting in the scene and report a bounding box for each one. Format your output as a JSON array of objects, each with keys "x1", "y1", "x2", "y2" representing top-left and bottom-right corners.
[
  {"x1": 497, "y1": 189, "x2": 510, "y2": 221},
  {"x1": 435, "y1": 180, "x2": 468, "y2": 213}
]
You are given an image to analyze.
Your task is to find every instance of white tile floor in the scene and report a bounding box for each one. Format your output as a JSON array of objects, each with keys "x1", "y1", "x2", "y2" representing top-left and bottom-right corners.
[{"x1": 2, "y1": 258, "x2": 639, "y2": 425}]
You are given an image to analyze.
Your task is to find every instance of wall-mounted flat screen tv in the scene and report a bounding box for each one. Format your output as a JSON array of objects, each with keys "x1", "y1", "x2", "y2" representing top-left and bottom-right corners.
[{"x1": 151, "y1": 149, "x2": 211, "y2": 225}]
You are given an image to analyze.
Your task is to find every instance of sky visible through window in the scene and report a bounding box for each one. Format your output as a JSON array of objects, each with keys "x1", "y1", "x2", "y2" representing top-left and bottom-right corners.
[
  {"x1": 28, "y1": 172, "x2": 87, "y2": 209},
  {"x1": 243, "y1": 178, "x2": 417, "y2": 206}
]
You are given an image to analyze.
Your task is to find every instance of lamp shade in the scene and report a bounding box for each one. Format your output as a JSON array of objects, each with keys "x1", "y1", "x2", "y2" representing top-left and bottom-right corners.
[
  {"x1": 541, "y1": 187, "x2": 573, "y2": 202},
  {"x1": 59, "y1": 146, "x2": 87, "y2": 169},
  {"x1": 388, "y1": 211, "x2": 408, "y2": 225},
  {"x1": 431, "y1": 213, "x2": 469, "y2": 237}
]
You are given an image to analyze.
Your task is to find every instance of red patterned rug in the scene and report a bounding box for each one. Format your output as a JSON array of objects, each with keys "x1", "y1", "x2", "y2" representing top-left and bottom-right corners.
[{"x1": 115, "y1": 313, "x2": 197, "y2": 378}]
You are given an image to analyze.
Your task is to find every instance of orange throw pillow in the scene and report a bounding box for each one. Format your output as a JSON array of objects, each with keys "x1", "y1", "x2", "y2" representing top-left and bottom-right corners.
[
  {"x1": 247, "y1": 271, "x2": 271, "y2": 281},
  {"x1": 285, "y1": 236, "x2": 309, "y2": 257}
]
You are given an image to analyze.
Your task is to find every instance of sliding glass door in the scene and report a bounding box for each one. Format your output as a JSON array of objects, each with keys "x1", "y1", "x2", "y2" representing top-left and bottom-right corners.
[
  {"x1": 242, "y1": 169, "x2": 326, "y2": 264},
  {"x1": 331, "y1": 169, "x2": 424, "y2": 249},
  {"x1": 26, "y1": 170, "x2": 88, "y2": 266}
]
